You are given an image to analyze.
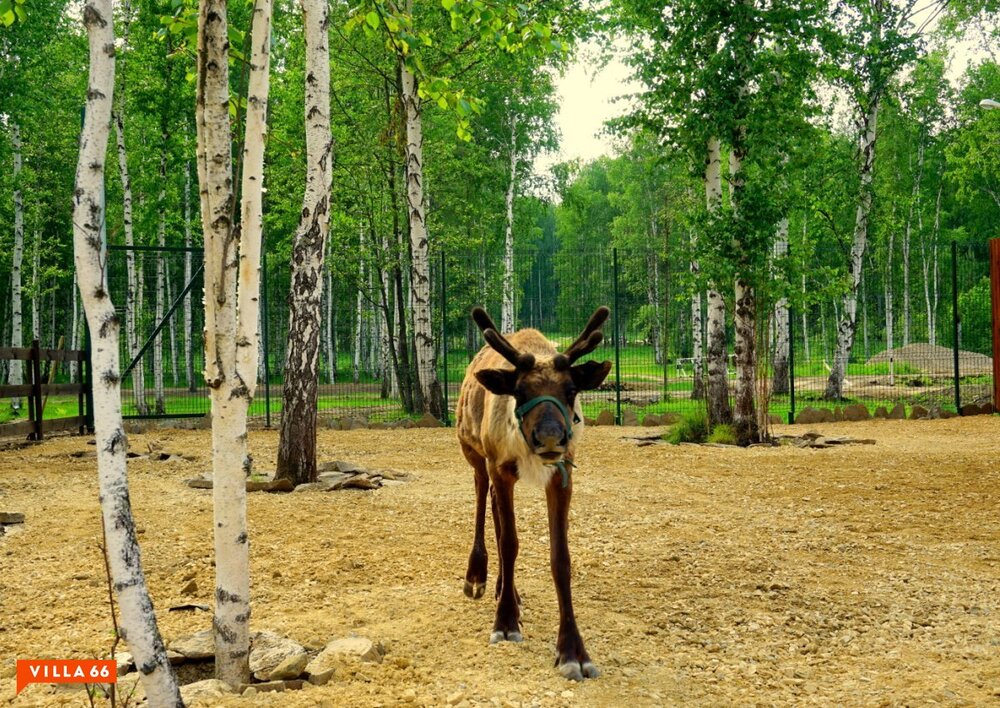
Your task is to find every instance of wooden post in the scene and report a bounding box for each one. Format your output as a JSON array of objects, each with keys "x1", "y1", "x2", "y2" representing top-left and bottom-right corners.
[{"x1": 991, "y1": 239, "x2": 1000, "y2": 411}]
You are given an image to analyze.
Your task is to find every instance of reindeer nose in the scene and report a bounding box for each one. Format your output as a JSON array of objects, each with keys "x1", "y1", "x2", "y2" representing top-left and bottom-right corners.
[{"x1": 532, "y1": 419, "x2": 567, "y2": 451}]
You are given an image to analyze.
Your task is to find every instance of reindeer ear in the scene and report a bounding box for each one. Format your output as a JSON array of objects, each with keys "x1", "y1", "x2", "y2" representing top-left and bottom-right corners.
[
  {"x1": 570, "y1": 360, "x2": 612, "y2": 391},
  {"x1": 475, "y1": 368, "x2": 518, "y2": 396}
]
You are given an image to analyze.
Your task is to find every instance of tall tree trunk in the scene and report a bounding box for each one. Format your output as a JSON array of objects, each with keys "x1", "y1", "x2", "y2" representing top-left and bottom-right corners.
[
  {"x1": 704, "y1": 137, "x2": 731, "y2": 425},
  {"x1": 166, "y1": 261, "x2": 179, "y2": 386},
  {"x1": 70, "y1": 271, "x2": 80, "y2": 383},
  {"x1": 729, "y1": 146, "x2": 758, "y2": 444},
  {"x1": 929, "y1": 177, "x2": 943, "y2": 345},
  {"x1": 323, "y1": 264, "x2": 335, "y2": 383},
  {"x1": 154, "y1": 146, "x2": 167, "y2": 414},
  {"x1": 275, "y1": 0, "x2": 331, "y2": 486},
  {"x1": 353, "y1": 225, "x2": 365, "y2": 384},
  {"x1": 501, "y1": 115, "x2": 518, "y2": 333},
  {"x1": 10, "y1": 121, "x2": 23, "y2": 411},
  {"x1": 74, "y1": 2, "x2": 182, "y2": 703},
  {"x1": 826, "y1": 101, "x2": 878, "y2": 400},
  {"x1": 31, "y1": 228, "x2": 40, "y2": 341},
  {"x1": 115, "y1": 112, "x2": 147, "y2": 414},
  {"x1": 197, "y1": 0, "x2": 272, "y2": 686},
  {"x1": 771, "y1": 218, "x2": 790, "y2": 394},
  {"x1": 902, "y1": 140, "x2": 924, "y2": 346},
  {"x1": 647, "y1": 228, "x2": 663, "y2": 365},
  {"x1": 183, "y1": 156, "x2": 196, "y2": 392},
  {"x1": 400, "y1": 59, "x2": 443, "y2": 418}
]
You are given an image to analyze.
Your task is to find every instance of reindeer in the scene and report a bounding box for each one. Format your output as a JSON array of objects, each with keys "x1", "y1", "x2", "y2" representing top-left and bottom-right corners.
[{"x1": 456, "y1": 306, "x2": 612, "y2": 681}]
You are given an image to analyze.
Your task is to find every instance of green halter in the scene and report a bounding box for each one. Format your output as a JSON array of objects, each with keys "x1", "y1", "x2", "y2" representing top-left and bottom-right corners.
[{"x1": 513, "y1": 395, "x2": 581, "y2": 488}]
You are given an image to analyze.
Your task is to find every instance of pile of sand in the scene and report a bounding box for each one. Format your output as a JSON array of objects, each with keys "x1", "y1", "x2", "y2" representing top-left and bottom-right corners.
[{"x1": 866, "y1": 342, "x2": 993, "y2": 375}]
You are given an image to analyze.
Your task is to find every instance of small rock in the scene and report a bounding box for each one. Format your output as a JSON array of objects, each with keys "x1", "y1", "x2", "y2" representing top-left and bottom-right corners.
[
  {"x1": 186, "y1": 477, "x2": 213, "y2": 490},
  {"x1": 397, "y1": 418, "x2": 416, "y2": 429},
  {"x1": 166, "y1": 650, "x2": 186, "y2": 665},
  {"x1": 293, "y1": 482, "x2": 329, "y2": 493},
  {"x1": 641, "y1": 414, "x2": 662, "y2": 427},
  {"x1": 621, "y1": 410, "x2": 639, "y2": 426},
  {"x1": 265, "y1": 478, "x2": 295, "y2": 493},
  {"x1": 595, "y1": 410, "x2": 615, "y2": 426},
  {"x1": 245, "y1": 680, "x2": 285, "y2": 693},
  {"x1": 306, "y1": 637, "x2": 384, "y2": 677},
  {"x1": 0, "y1": 511, "x2": 25, "y2": 524},
  {"x1": 940, "y1": 408, "x2": 957, "y2": 418},
  {"x1": 833, "y1": 406, "x2": 844, "y2": 421},
  {"x1": 414, "y1": 413, "x2": 442, "y2": 428},
  {"x1": 794, "y1": 407, "x2": 823, "y2": 425},
  {"x1": 843, "y1": 404, "x2": 870, "y2": 421},
  {"x1": 180, "y1": 578, "x2": 198, "y2": 596},
  {"x1": 330, "y1": 475, "x2": 380, "y2": 491},
  {"x1": 179, "y1": 679, "x2": 234, "y2": 703},
  {"x1": 909, "y1": 404, "x2": 929, "y2": 419},
  {"x1": 115, "y1": 652, "x2": 134, "y2": 677},
  {"x1": 447, "y1": 690, "x2": 466, "y2": 704},
  {"x1": 333, "y1": 460, "x2": 365, "y2": 474},
  {"x1": 873, "y1": 406, "x2": 889, "y2": 419},
  {"x1": 888, "y1": 403, "x2": 906, "y2": 420},
  {"x1": 243, "y1": 687, "x2": 258, "y2": 698},
  {"x1": 308, "y1": 668, "x2": 336, "y2": 686},
  {"x1": 169, "y1": 629, "x2": 215, "y2": 660},
  {"x1": 249, "y1": 631, "x2": 307, "y2": 681}
]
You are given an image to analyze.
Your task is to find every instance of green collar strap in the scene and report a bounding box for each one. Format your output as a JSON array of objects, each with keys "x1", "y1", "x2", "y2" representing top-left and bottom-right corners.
[{"x1": 514, "y1": 395, "x2": 581, "y2": 438}]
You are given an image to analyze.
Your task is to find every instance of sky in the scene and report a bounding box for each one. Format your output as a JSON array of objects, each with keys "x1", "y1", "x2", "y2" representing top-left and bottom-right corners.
[{"x1": 534, "y1": 10, "x2": 991, "y2": 181}]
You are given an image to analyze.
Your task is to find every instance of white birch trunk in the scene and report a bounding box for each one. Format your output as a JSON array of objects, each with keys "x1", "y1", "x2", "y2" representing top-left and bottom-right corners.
[
  {"x1": 154, "y1": 149, "x2": 167, "y2": 413},
  {"x1": 197, "y1": 0, "x2": 272, "y2": 686},
  {"x1": 930, "y1": 178, "x2": 943, "y2": 345},
  {"x1": 902, "y1": 140, "x2": 924, "y2": 346},
  {"x1": 729, "y1": 146, "x2": 757, "y2": 442},
  {"x1": 10, "y1": 121, "x2": 23, "y2": 409},
  {"x1": 400, "y1": 57, "x2": 443, "y2": 417},
  {"x1": 183, "y1": 157, "x2": 195, "y2": 392},
  {"x1": 74, "y1": 2, "x2": 182, "y2": 703},
  {"x1": 646, "y1": 222, "x2": 662, "y2": 366},
  {"x1": 772, "y1": 218, "x2": 790, "y2": 394},
  {"x1": 325, "y1": 265, "x2": 335, "y2": 383},
  {"x1": 501, "y1": 115, "x2": 517, "y2": 333},
  {"x1": 353, "y1": 225, "x2": 364, "y2": 384},
  {"x1": 115, "y1": 112, "x2": 147, "y2": 414},
  {"x1": 275, "y1": 0, "x2": 331, "y2": 483},
  {"x1": 166, "y1": 264, "x2": 179, "y2": 385},
  {"x1": 826, "y1": 102, "x2": 878, "y2": 399},
  {"x1": 704, "y1": 137, "x2": 731, "y2": 425}
]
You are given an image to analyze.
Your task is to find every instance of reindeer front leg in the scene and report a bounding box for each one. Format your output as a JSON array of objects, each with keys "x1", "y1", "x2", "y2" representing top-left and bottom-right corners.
[
  {"x1": 546, "y1": 471, "x2": 599, "y2": 680},
  {"x1": 489, "y1": 463, "x2": 522, "y2": 643}
]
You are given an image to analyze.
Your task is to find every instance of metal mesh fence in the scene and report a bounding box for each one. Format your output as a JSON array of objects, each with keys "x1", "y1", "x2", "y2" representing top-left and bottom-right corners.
[{"x1": 2, "y1": 240, "x2": 995, "y2": 426}]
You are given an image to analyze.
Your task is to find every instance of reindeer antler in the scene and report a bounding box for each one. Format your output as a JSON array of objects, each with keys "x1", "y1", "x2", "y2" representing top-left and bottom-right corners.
[
  {"x1": 555, "y1": 306, "x2": 610, "y2": 370},
  {"x1": 471, "y1": 307, "x2": 536, "y2": 371}
]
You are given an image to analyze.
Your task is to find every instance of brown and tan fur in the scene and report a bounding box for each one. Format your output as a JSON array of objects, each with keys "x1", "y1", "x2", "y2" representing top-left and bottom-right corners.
[{"x1": 456, "y1": 309, "x2": 611, "y2": 682}]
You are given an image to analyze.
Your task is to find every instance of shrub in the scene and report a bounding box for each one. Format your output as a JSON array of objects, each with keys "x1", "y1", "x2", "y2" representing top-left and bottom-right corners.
[
  {"x1": 707, "y1": 423, "x2": 737, "y2": 445},
  {"x1": 664, "y1": 409, "x2": 710, "y2": 444}
]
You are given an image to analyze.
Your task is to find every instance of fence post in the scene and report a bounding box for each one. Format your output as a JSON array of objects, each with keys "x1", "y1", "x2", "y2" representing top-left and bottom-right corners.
[
  {"x1": 262, "y1": 248, "x2": 272, "y2": 428},
  {"x1": 991, "y1": 238, "x2": 1000, "y2": 412},
  {"x1": 612, "y1": 248, "x2": 622, "y2": 425},
  {"x1": 952, "y1": 241, "x2": 961, "y2": 413},
  {"x1": 29, "y1": 339, "x2": 42, "y2": 441},
  {"x1": 788, "y1": 300, "x2": 796, "y2": 425},
  {"x1": 84, "y1": 321, "x2": 94, "y2": 432},
  {"x1": 440, "y1": 249, "x2": 450, "y2": 426}
]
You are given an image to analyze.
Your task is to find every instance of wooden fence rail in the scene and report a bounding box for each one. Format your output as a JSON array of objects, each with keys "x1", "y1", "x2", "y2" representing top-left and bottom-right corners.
[{"x1": 0, "y1": 340, "x2": 91, "y2": 440}]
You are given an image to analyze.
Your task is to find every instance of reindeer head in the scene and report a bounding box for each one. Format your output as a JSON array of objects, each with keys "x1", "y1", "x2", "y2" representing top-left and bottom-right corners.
[{"x1": 471, "y1": 307, "x2": 613, "y2": 463}]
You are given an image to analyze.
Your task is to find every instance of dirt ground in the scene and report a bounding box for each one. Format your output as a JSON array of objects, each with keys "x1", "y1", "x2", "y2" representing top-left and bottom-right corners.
[{"x1": 2, "y1": 418, "x2": 1000, "y2": 707}]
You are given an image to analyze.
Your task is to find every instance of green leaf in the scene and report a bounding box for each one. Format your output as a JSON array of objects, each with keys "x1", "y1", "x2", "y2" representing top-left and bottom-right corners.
[
  {"x1": 12, "y1": 3, "x2": 24, "y2": 21},
  {"x1": 1, "y1": 7, "x2": 15, "y2": 25},
  {"x1": 441, "y1": 0, "x2": 455, "y2": 9},
  {"x1": 365, "y1": 10, "x2": 379, "y2": 29}
]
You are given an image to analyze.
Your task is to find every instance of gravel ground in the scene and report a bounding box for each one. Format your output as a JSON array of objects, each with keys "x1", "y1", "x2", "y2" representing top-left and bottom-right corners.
[{"x1": 1, "y1": 417, "x2": 999, "y2": 706}]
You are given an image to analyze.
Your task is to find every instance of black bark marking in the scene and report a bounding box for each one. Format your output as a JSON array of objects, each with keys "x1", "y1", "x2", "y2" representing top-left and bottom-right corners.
[
  {"x1": 101, "y1": 370, "x2": 120, "y2": 386},
  {"x1": 105, "y1": 427, "x2": 126, "y2": 455},
  {"x1": 216, "y1": 588, "x2": 242, "y2": 604},
  {"x1": 213, "y1": 617, "x2": 237, "y2": 643},
  {"x1": 82, "y1": 4, "x2": 107, "y2": 28},
  {"x1": 236, "y1": 531, "x2": 247, "y2": 544}
]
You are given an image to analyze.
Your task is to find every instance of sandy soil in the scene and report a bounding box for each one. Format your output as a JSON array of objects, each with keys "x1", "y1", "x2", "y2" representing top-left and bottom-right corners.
[{"x1": 2, "y1": 418, "x2": 1000, "y2": 707}]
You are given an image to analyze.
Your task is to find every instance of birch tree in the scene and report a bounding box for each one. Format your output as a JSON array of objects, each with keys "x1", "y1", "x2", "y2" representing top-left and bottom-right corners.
[
  {"x1": 825, "y1": 0, "x2": 921, "y2": 400},
  {"x1": 275, "y1": 0, "x2": 331, "y2": 486},
  {"x1": 771, "y1": 218, "x2": 790, "y2": 394},
  {"x1": 72, "y1": 0, "x2": 181, "y2": 703},
  {"x1": 10, "y1": 121, "x2": 23, "y2": 411},
  {"x1": 196, "y1": 0, "x2": 272, "y2": 685},
  {"x1": 704, "y1": 138, "x2": 731, "y2": 426},
  {"x1": 501, "y1": 112, "x2": 518, "y2": 333}
]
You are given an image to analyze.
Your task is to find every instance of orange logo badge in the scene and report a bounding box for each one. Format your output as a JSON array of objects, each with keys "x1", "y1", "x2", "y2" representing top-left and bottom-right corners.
[{"x1": 15, "y1": 659, "x2": 116, "y2": 695}]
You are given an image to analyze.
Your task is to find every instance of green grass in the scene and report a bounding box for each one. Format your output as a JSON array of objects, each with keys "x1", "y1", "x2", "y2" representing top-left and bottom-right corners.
[
  {"x1": 707, "y1": 424, "x2": 737, "y2": 445},
  {"x1": 664, "y1": 410, "x2": 710, "y2": 444}
]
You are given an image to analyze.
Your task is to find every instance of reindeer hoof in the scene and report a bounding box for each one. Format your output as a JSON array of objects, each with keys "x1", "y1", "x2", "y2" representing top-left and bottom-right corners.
[
  {"x1": 489, "y1": 630, "x2": 523, "y2": 644},
  {"x1": 558, "y1": 661, "x2": 600, "y2": 681},
  {"x1": 464, "y1": 580, "x2": 486, "y2": 599}
]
